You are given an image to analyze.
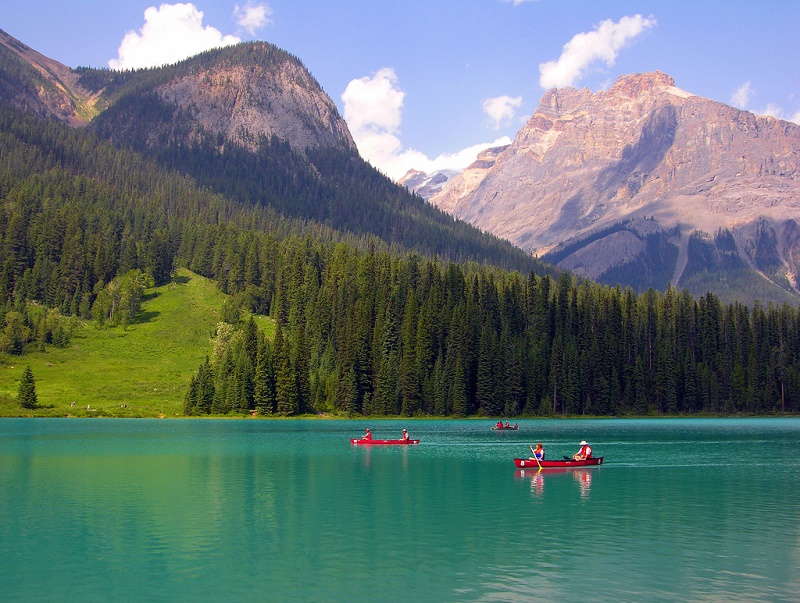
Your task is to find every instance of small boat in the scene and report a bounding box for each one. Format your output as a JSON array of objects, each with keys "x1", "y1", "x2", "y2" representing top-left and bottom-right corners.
[
  {"x1": 514, "y1": 457, "x2": 604, "y2": 468},
  {"x1": 350, "y1": 438, "x2": 420, "y2": 446},
  {"x1": 492, "y1": 424, "x2": 519, "y2": 431}
]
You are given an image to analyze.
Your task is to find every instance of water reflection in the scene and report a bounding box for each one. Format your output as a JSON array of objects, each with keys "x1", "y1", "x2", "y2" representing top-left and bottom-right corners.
[
  {"x1": 3, "y1": 418, "x2": 799, "y2": 602},
  {"x1": 516, "y1": 468, "x2": 597, "y2": 498}
]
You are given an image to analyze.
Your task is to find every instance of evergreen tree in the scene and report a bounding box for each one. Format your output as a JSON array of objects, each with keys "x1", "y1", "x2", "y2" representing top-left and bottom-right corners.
[
  {"x1": 337, "y1": 365, "x2": 359, "y2": 414},
  {"x1": 18, "y1": 365, "x2": 37, "y2": 409},
  {"x1": 294, "y1": 326, "x2": 311, "y2": 414},
  {"x1": 274, "y1": 324, "x2": 298, "y2": 415},
  {"x1": 253, "y1": 337, "x2": 275, "y2": 414},
  {"x1": 197, "y1": 357, "x2": 215, "y2": 414},
  {"x1": 183, "y1": 373, "x2": 199, "y2": 415},
  {"x1": 451, "y1": 354, "x2": 468, "y2": 417}
]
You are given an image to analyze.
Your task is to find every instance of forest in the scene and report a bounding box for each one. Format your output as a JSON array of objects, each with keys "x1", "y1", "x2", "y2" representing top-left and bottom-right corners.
[
  {"x1": 1, "y1": 104, "x2": 799, "y2": 417},
  {"x1": 183, "y1": 241, "x2": 800, "y2": 417}
]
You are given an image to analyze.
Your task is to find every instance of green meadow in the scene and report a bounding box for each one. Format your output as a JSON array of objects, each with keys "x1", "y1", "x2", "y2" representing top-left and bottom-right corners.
[{"x1": 0, "y1": 269, "x2": 273, "y2": 418}]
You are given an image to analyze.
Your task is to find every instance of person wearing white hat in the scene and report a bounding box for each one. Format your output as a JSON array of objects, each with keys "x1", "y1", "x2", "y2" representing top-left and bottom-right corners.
[
  {"x1": 572, "y1": 440, "x2": 592, "y2": 461},
  {"x1": 401, "y1": 428, "x2": 410, "y2": 441}
]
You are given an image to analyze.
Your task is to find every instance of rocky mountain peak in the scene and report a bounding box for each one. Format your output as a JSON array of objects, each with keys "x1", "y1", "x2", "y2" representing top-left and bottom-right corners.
[
  {"x1": 0, "y1": 34, "x2": 355, "y2": 155},
  {"x1": 154, "y1": 43, "x2": 356, "y2": 152},
  {"x1": 608, "y1": 70, "x2": 677, "y2": 97},
  {"x1": 429, "y1": 72, "x2": 800, "y2": 304}
]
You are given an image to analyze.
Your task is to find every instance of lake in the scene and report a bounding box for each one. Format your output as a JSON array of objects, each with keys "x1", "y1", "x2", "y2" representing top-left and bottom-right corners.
[{"x1": 1, "y1": 418, "x2": 798, "y2": 602}]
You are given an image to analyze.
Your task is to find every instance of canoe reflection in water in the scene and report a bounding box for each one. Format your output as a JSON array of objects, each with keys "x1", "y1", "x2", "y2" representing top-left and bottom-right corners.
[{"x1": 516, "y1": 467, "x2": 595, "y2": 498}]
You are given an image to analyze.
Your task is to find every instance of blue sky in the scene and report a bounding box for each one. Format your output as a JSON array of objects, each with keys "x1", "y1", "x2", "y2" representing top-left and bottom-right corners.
[{"x1": 2, "y1": 0, "x2": 798, "y2": 179}]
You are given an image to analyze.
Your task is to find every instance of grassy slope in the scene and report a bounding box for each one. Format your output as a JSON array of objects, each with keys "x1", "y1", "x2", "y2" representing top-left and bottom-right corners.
[{"x1": 0, "y1": 268, "x2": 266, "y2": 418}]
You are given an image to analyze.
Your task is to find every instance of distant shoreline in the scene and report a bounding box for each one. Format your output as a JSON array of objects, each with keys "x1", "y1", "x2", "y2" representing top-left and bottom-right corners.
[{"x1": 2, "y1": 411, "x2": 796, "y2": 420}]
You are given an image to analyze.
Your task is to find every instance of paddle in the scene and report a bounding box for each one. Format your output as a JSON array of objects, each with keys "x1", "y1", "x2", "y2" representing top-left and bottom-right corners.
[{"x1": 529, "y1": 445, "x2": 542, "y2": 469}]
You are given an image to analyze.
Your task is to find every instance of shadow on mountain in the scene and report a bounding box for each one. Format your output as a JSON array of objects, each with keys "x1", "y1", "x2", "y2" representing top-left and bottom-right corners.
[
  {"x1": 550, "y1": 193, "x2": 589, "y2": 237},
  {"x1": 595, "y1": 104, "x2": 677, "y2": 197}
]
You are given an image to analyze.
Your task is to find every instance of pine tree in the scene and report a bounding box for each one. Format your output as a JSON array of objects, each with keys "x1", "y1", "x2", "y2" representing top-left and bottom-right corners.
[
  {"x1": 253, "y1": 338, "x2": 275, "y2": 414},
  {"x1": 18, "y1": 365, "x2": 37, "y2": 409},
  {"x1": 337, "y1": 365, "x2": 359, "y2": 414},
  {"x1": 294, "y1": 326, "x2": 311, "y2": 414},
  {"x1": 451, "y1": 354, "x2": 468, "y2": 417},
  {"x1": 183, "y1": 374, "x2": 199, "y2": 415},
  {"x1": 274, "y1": 324, "x2": 298, "y2": 415},
  {"x1": 197, "y1": 357, "x2": 215, "y2": 414}
]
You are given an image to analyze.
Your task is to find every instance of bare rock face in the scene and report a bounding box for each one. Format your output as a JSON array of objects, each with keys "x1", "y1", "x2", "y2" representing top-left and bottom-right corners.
[
  {"x1": 429, "y1": 71, "x2": 800, "y2": 303},
  {"x1": 156, "y1": 45, "x2": 355, "y2": 153},
  {"x1": 0, "y1": 32, "x2": 354, "y2": 155},
  {"x1": 0, "y1": 28, "x2": 99, "y2": 125}
]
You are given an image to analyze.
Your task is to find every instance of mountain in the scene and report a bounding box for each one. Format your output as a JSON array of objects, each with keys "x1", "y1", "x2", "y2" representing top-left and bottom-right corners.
[
  {"x1": 78, "y1": 41, "x2": 356, "y2": 155},
  {"x1": 0, "y1": 29, "x2": 542, "y2": 274},
  {"x1": 400, "y1": 146, "x2": 509, "y2": 201},
  {"x1": 399, "y1": 168, "x2": 460, "y2": 199},
  {"x1": 0, "y1": 28, "x2": 99, "y2": 125},
  {"x1": 0, "y1": 28, "x2": 349, "y2": 151},
  {"x1": 429, "y1": 72, "x2": 800, "y2": 305}
]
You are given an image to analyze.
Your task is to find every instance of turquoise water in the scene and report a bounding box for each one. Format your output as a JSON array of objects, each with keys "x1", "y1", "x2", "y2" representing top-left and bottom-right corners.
[{"x1": 1, "y1": 418, "x2": 798, "y2": 602}]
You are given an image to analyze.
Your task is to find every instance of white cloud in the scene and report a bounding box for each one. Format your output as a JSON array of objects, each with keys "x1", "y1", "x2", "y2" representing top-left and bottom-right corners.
[
  {"x1": 730, "y1": 81, "x2": 754, "y2": 108},
  {"x1": 483, "y1": 95, "x2": 523, "y2": 129},
  {"x1": 234, "y1": 2, "x2": 272, "y2": 36},
  {"x1": 539, "y1": 14, "x2": 657, "y2": 89},
  {"x1": 730, "y1": 82, "x2": 800, "y2": 124},
  {"x1": 761, "y1": 103, "x2": 784, "y2": 119},
  {"x1": 342, "y1": 69, "x2": 511, "y2": 180},
  {"x1": 109, "y1": 3, "x2": 240, "y2": 70},
  {"x1": 757, "y1": 103, "x2": 800, "y2": 124},
  {"x1": 423, "y1": 138, "x2": 512, "y2": 172},
  {"x1": 342, "y1": 68, "x2": 404, "y2": 138}
]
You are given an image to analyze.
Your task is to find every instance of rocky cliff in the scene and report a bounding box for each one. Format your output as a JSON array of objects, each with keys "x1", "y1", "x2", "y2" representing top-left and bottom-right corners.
[
  {"x1": 429, "y1": 72, "x2": 800, "y2": 304},
  {"x1": 0, "y1": 28, "x2": 99, "y2": 125},
  {"x1": 0, "y1": 31, "x2": 355, "y2": 154},
  {"x1": 152, "y1": 44, "x2": 355, "y2": 152},
  {"x1": 0, "y1": 30, "x2": 541, "y2": 275}
]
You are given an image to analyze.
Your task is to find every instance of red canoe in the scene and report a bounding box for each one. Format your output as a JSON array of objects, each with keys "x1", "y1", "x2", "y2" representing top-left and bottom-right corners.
[
  {"x1": 514, "y1": 457, "x2": 604, "y2": 468},
  {"x1": 350, "y1": 438, "x2": 420, "y2": 445}
]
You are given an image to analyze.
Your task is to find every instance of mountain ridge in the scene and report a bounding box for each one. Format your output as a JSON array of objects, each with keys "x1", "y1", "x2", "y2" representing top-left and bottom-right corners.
[
  {"x1": 428, "y1": 71, "x2": 800, "y2": 304},
  {"x1": 0, "y1": 28, "x2": 100, "y2": 124},
  {"x1": 0, "y1": 30, "x2": 543, "y2": 276}
]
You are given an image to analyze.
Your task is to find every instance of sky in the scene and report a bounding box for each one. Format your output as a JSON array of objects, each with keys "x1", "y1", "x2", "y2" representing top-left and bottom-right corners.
[{"x1": 2, "y1": 0, "x2": 798, "y2": 180}]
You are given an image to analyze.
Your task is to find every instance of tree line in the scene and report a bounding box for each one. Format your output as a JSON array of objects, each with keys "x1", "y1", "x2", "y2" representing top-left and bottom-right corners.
[{"x1": 186, "y1": 236, "x2": 800, "y2": 417}]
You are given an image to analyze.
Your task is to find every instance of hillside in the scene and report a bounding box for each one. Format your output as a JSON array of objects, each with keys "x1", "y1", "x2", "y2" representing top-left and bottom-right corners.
[
  {"x1": 0, "y1": 28, "x2": 99, "y2": 125},
  {"x1": 0, "y1": 269, "x2": 242, "y2": 417},
  {"x1": 429, "y1": 72, "x2": 800, "y2": 305},
  {"x1": 0, "y1": 29, "x2": 543, "y2": 275}
]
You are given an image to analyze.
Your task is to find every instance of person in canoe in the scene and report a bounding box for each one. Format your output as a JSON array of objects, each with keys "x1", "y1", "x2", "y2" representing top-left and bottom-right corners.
[
  {"x1": 572, "y1": 440, "x2": 592, "y2": 460},
  {"x1": 363, "y1": 428, "x2": 372, "y2": 440},
  {"x1": 401, "y1": 428, "x2": 409, "y2": 441},
  {"x1": 530, "y1": 442, "x2": 545, "y2": 460},
  {"x1": 495, "y1": 421, "x2": 503, "y2": 429}
]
